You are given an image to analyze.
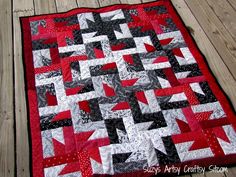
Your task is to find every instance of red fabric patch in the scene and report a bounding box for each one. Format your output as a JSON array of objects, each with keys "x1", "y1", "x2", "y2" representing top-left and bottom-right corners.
[
  {"x1": 135, "y1": 91, "x2": 148, "y2": 104},
  {"x1": 101, "y1": 62, "x2": 117, "y2": 70},
  {"x1": 46, "y1": 92, "x2": 58, "y2": 106},
  {"x1": 159, "y1": 38, "x2": 173, "y2": 45},
  {"x1": 78, "y1": 100, "x2": 91, "y2": 113},
  {"x1": 121, "y1": 78, "x2": 139, "y2": 87},
  {"x1": 103, "y1": 83, "x2": 116, "y2": 97},
  {"x1": 144, "y1": 43, "x2": 156, "y2": 52},
  {"x1": 153, "y1": 56, "x2": 169, "y2": 63},
  {"x1": 94, "y1": 48, "x2": 105, "y2": 58},
  {"x1": 112, "y1": 102, "x2": 130, "y2": 111},
  {"x1": 123, "y1": 54, "x2": 134, "y2": 65}
]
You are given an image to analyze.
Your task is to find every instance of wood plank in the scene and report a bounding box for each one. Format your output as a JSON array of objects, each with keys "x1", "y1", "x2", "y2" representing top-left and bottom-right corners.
[
  {"x1": 205, "y1": 171, "x2": 225, "y2": 177},
  {"x1": 120, "y1": 0, "x2": 141, "y2": 4},
  {"x1": 206, "y1": 0, "x2": 236, "y2": 41},
  {"x1": 77, "y1": 0, "x2": 99, "y2": 8},
  {"x1": 98, "y1": 0, "x2": 120, "y2": 7},
  {"x1": 0, "y1": 0, "x2": 14, "y2": 176},
  {"x1": 13, "y1": 0, "x2": 34, "y2": 12},
  {"x1": 226, "y1": 167, "x2": 236, "y2": 177},
  {"x1": 171, "y1": 0, "x2": 236, "y2": 110},
  {"x1": 227, "y1": 0, "x2": 236, "y2": 10},
  {"x1": 13, "y1": 1, "x2": 34, "y2": 177},
  {"x1": 191, "y1": 173, "x2": 205, "y2": 177},
  {"x1": 179, "y1": 174, "x2": 192, "y2": 177},
  {"x1": 185, "y1": 0, "x2": 236, "y2": 79},
  {"x1": 34, "y1": 0, "x2": 57, "y2": 14},
  {"x1": 141, "y1": 0, "x2": 155, "y2": 3},
  {"x1": 13, "y1": 8, "x2": 34, "y2": 177},
  {"x1": 55, "y1": 0, "x2": 78, "y2": 12}
]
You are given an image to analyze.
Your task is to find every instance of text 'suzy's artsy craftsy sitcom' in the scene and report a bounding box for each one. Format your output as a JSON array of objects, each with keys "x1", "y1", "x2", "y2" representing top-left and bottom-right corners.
[{"x1": 21, "y1": 1, "x2": 236, "y2": 177}]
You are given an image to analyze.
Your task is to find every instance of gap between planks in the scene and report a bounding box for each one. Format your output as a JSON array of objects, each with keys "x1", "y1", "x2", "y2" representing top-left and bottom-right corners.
[{"x1": 13, "y1": 0, "x2": 35, "y2": 177}]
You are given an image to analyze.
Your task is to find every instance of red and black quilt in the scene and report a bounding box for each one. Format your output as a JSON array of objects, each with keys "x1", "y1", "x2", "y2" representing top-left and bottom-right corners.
[{"x1": 21, "y1": 1, "x2": 236, "y2": 177}]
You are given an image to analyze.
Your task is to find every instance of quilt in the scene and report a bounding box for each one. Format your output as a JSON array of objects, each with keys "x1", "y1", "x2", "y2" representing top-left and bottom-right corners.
[{"x1": 20, "y1": 1, "x2": 236, "y2": 177}]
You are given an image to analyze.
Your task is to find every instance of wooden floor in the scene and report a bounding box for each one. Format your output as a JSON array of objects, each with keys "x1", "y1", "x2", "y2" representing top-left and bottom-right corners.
[{"x1": 0, "y1": 0, "x2": 235, "y2": 176}]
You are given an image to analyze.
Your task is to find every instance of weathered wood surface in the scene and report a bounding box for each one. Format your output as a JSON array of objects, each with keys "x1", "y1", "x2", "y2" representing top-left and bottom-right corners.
[
  {"x1": 77, "y1": 0, "x2": 99, "y2": 8},
  {"x1": 55, "y1": 0, "x2": 78, "y2": 12},
  {"x1": 98, "y1": 0, "x2": 120, "y2": 7},
  {"x1": 0, "y1": 0, "x2": 235, "y2": 177},
  {"x1": 34, "y1": 0, "x2": 57, "y2": 14},
  {"x1": 206, "y1": 0, "x2": 236, "y2": 41},
  {"x1": 185, "y1": 0, "x2": 236, "y2": 79},
  {"x1": 0, "y1": 0, "x2": 14, "y2": 176},
  {"x1": 173, "y1": 0, "x2": 236, "y2": 110},
  {"x1": 120, "y1": 0, "x2": 141, "y2": 4}
]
